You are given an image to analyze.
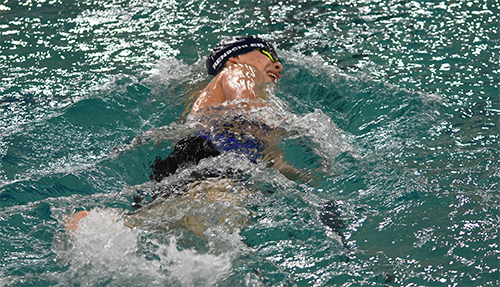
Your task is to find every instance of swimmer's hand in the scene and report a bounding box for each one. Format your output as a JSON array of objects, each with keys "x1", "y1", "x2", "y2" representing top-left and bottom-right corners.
[{"x1": 66, "y1": 210, "x2": 90, "y2": 232}]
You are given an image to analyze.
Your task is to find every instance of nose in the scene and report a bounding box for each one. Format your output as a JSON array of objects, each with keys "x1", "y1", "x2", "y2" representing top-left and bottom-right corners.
[{"x1": 275, "y1": 61, "x2": 283, "y2": 73}]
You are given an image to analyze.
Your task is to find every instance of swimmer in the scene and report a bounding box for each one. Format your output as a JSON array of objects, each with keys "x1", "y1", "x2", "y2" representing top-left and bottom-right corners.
[
  {"x1": 149, "y1": 35, "x2": 297, "y2": 185},
  {"x1": 67, "y1": 36, "x2": 346, "y2": 257},
  {"x1": 69, "y1": 36, "x2": 298, "y2": 231}
]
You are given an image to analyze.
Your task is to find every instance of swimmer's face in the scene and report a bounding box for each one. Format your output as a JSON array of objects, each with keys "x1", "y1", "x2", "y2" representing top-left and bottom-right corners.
[{"x1": 233, "y1": 50, "x2": 283, "y2": 83}]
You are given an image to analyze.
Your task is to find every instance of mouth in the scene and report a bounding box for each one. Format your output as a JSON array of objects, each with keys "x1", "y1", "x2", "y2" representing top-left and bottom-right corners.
[{"x1": 267, "y1": 71, "x2": 279, "y2": 81}]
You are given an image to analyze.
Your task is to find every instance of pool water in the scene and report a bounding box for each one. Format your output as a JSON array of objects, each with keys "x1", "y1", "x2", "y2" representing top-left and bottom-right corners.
[{"x1": 1, "y1": 0, "x2": 498, "y2": 286}]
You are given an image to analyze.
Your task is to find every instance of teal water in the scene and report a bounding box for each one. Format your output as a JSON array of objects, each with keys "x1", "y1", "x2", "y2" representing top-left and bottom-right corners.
[{"x1": 1, "y1": 0, "x2": 498, "y2": 286}]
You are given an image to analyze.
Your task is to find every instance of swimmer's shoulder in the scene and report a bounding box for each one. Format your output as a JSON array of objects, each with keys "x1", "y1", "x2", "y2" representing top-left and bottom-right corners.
[{"x1": 221, "y1": 63, "x2": 265, "y2": 83}]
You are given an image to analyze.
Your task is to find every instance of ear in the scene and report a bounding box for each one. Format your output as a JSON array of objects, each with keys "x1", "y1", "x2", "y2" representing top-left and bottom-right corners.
[{"x1": 226, "y1": 56, "x2": 241, "y2": 65}]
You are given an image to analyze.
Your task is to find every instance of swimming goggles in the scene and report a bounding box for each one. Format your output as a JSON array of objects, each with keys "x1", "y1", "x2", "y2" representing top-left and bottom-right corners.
[{"x1": 257, "y1": 48, "x2": 279, "y2": 63}]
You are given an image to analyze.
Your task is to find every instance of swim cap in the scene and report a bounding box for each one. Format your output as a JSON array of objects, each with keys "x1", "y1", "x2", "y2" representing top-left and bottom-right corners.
[{"x1": 206, "y1": 35, "x2": 279, "y2": 76}]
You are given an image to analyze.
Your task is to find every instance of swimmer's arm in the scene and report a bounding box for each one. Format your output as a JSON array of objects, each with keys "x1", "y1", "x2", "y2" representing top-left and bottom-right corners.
[
  {"x1": 264, "y1": 148, "x2": 317, "y2": 184},
  {"x1": 263, "y1": 130, "x2": 312, "y2": 183}
]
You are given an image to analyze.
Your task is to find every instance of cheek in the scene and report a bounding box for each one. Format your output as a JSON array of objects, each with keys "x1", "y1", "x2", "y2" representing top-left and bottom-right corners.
[
  {"x1": 242, "y1": 54, "x2": 267, "y2": 71},
  {"x1": 251, "y1": 58, "x2": 266, "y2": 70}
]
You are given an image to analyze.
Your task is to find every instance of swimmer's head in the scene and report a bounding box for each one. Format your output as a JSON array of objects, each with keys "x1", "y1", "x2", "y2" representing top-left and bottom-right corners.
[{"x1": 206, "y1": 35, "x2": 279, "y2": 76}]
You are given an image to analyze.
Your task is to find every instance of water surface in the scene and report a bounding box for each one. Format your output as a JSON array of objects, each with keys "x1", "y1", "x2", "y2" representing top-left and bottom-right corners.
[{"x1": 1, "y1": 0, "x2": 498, "y2": 286}]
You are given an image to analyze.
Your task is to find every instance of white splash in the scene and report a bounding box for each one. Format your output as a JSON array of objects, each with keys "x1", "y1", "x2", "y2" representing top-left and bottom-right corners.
[{"x1": 51, "y1": 208, "x2": 238, "y2": 286}]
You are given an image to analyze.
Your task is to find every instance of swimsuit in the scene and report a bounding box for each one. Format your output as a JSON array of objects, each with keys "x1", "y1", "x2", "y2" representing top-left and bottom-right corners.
[
  {"x1": 129, "y1": 117, "x2": 271, "y2": 209},
  {"x1": 149, "y1": 118, "x2": 269, "y2": 183},
  {"x1": 195, "y1": 125, "x2": 264, "y2": 164}
]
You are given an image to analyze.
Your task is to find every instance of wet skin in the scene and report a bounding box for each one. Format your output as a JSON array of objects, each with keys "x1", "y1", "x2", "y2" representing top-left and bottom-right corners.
[{"x1": 191, "y1": 50, "x2": 283, "y2": 114}]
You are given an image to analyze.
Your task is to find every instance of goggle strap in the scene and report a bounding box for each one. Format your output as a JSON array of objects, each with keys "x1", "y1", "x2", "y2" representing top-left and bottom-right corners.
[{"x1": 258, "y1": 49, "x2": 277, "y2": 62}]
